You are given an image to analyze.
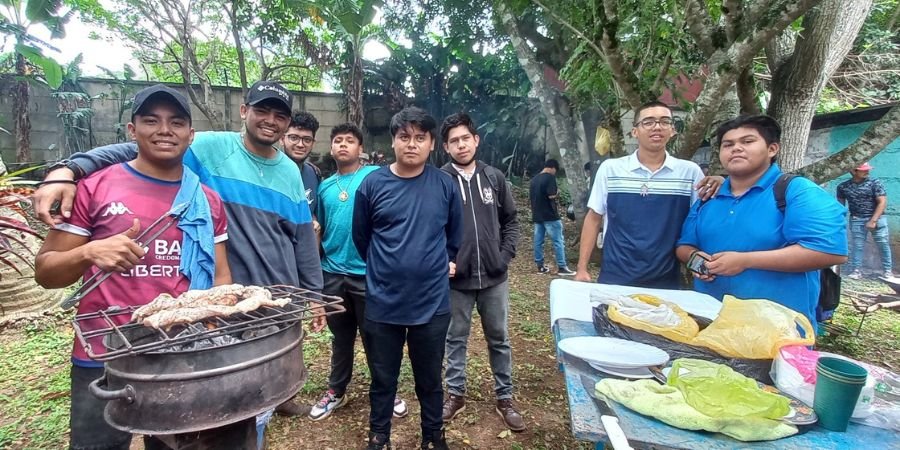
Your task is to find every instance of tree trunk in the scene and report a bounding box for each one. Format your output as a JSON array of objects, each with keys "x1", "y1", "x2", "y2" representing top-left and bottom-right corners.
[
  {"x1": 766, "y1": 0, "x2": 874, "y2": 171},
  {"x1": 347, "y1": 40, "x2": 365, "y2": 129},
  {"x1": 497, "y1": 2, "x2": 591, "y2": 218},
  {"x1": 607, "y1": 109, "x2": 626, "y2": 158},
  {"x1": 227, "y1": 0, "x2": 249, "y2": 97},
  {"x1": 13, "y1": 52, "x2": 31, "y2": 163},
  {"x1": 798, "y1": 106, "x2": 900, "y2": 183},
  {"x1": 707, "y1": 86, "x2": 742, "y2": 174}
]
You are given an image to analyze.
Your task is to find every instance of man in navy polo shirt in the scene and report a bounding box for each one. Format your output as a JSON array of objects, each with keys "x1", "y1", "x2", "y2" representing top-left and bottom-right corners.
[
  {"x1": 676, "y1": 115, "x2": 847, "y2": 327},
  {"x1": 575, "y1": 101, "x2": 718, "y2": 288}
]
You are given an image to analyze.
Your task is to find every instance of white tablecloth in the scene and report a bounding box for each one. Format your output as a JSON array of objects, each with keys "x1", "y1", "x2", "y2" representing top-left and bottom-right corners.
[{"x1": 548, "y1": 279, "x2": 722, "y2": 326}]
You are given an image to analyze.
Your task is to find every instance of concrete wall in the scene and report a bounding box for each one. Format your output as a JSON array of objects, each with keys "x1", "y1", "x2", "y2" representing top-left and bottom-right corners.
[{"x1": 0, "y1": 78, "x2": 348, "y2": 165}]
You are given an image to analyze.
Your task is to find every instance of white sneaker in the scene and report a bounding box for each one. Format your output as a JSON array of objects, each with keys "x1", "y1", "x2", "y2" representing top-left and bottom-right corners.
[
  {"x1": 847, "y1": 270, "x2": 862, "y2": 280},
  {"x1": 308, "y1": 389, "x2": 346, "y2": 421},
  {"x1": 393, "y1": 397, "x2": 408, "y2": 418},
  {"x1": 883, "y1": 271, "x2": 896, "y2": 280}
]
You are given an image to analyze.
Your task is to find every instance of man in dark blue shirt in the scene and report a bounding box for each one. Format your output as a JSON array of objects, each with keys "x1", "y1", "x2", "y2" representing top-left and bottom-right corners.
[
  {"x1": 353, "y1": 107, "x2": 463, "y2": 450},
  {"x1": 836, "y1": 162, "x2": 893, "y2": 279}
]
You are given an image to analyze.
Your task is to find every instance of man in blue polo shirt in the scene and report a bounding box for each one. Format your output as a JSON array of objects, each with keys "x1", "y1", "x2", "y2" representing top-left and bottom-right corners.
[
  {"x1": 676, "y1": 115, "x2": 847, "y2": 326},
  {"x1": 575, "y1": 101, "x2": 717, "y2": 288}
]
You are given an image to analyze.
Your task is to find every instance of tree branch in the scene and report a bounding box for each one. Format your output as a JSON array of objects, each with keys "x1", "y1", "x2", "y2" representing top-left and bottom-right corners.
[
  {"x1": 684, "y1": 0, "x2": 717, "y2": 56},
  {"x1": 651, "y1": 55, "x2": 672, "y2": 94},
  {"x1": 798, "y1": 105, "x2": 900, "y2": 183},
  {"x1": 736, "y1": 68, "x2": 761, "y2": 114},
  {"x1": 676, "y1": 0, "x2": 820, "y2": 158},
  {"x1": 530, "y1": 0, "x2": 604, "y2": 61},
  {"x1": 723, "y1": 0, "x2": 743, "y2": 41},
  {"x1": 596, "y1": 0, "x2": 643, "y2": 109},
  {"x1": 887, "y1": 0, "x2": 900, "y2": 31}
]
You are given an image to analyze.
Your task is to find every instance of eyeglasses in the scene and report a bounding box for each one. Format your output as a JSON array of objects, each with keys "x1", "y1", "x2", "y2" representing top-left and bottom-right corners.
[
  {"x1": 285, "y1": 135, "x2": 315, "y2": 145},
  {"x1": 635, "y1": 118, "x2": 674, "y2": 129}
]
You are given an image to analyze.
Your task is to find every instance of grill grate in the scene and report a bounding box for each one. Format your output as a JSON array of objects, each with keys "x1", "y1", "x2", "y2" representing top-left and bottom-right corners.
[{"x1": 72, "y1": 285, "x2": 344, "y2": 361}]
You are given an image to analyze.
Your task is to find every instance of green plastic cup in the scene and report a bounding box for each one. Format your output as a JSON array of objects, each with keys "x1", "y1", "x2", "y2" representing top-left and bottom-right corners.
[{"x1": 814, "y1": 357, "x2": 867, "y2": 432}]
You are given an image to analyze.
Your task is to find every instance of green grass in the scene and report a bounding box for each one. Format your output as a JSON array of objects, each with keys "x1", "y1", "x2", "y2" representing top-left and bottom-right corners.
[
  {"x1": 0, "y1": 321, "x2": 73, "y2": 449},
  {"x1": 817, "y1": 278, "x2": 900, "y2": 369}
]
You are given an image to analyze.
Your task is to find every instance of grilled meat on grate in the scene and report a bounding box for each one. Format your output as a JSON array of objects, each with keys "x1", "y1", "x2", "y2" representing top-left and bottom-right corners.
[
  {"x1": 132, "y1": 284, "x2": 247, "y2": 322},
  {"x1": 138, "y1": 285, "x2": 290, "y2": 330}
]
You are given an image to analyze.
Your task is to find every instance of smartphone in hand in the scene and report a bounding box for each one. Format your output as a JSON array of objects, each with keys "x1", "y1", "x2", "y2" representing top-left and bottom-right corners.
[{"x1": 687, "y1": 252, "x2": 710, "y2": 276}]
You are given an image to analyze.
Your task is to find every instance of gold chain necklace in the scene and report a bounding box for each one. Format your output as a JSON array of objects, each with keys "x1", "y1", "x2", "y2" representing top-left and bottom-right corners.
[{"x1": 334, "y1": 167, "x2": 361, "y2": 202}]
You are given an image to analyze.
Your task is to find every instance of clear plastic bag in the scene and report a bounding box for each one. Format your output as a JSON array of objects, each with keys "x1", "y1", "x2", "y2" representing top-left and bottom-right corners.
[
  {"x1": 691, "y1": 296, "x2": 815, "y2": 359},
  {"x1": 668, "y1": 358, "x2": 791, "y2": 420}
]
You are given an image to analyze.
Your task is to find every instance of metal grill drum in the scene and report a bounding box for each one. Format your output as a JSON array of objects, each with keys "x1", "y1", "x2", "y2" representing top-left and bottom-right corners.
[{"x1": 76, "y1": 286, "x2": 341, "y2": 435}]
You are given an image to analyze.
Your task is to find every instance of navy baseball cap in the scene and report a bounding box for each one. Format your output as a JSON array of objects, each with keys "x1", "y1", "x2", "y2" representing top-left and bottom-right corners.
[
  {"x1": 246, "y1": 80, "x2": 292, "y2": 113},
  {"x1": 131, "y1": 84, "x2": 192, "y2": 120}
]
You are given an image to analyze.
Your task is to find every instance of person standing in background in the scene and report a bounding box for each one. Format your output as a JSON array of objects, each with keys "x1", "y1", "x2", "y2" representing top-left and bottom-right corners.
[
  {"x1": 529, "y1": 159, "x2": 576, "y2": 276},
  {"x1": 282, "y1": 111, "x2": 322, "y2": 235},
  {"x1": 837, "y1": 162, "x2": 894, "y2": 279}
]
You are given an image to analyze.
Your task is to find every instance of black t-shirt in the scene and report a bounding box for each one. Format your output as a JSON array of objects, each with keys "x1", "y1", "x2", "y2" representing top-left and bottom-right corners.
[{"x1": 530, "y1": 172, "x2": 559, "y2": 222}]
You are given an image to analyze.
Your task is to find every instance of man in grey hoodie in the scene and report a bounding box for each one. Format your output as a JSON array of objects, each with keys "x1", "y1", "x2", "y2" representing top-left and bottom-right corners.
[{"x1": 439, "y1": 113, "x2": 524, "y2": 432}]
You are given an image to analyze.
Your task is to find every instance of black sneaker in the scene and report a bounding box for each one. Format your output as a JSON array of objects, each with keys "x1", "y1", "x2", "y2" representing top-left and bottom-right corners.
[
  {"x1": 557, "y1": 266, "x2": 577, "y2": 276},
  {"x1": 421, "y1": 429, "x2": 449, "y2": 450},
  {"x1": 537, "y1": 265, "x2": 551, "y2": 274},
  {"x1": 365, "y1": 432, "x2": 392, "y2": 450}
]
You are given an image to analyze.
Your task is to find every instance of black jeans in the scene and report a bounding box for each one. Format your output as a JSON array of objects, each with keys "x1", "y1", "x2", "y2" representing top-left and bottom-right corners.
[
  {"x1": 323, "y1": 271, "x2": 369, "y2": 396},
  {"x1": 363, "y1": 313, "x2": 450, "y2": 439}
]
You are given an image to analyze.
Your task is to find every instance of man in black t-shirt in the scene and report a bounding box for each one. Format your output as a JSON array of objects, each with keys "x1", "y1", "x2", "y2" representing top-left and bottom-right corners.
[{"x1": 529, "y1": 159, "x2": 576, "y2": 276}]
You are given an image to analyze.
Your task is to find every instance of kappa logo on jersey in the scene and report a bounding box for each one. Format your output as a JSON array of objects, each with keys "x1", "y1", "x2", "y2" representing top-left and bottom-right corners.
[{"x1": 101, "y1": 202, "x2": 133, "y2": 216}]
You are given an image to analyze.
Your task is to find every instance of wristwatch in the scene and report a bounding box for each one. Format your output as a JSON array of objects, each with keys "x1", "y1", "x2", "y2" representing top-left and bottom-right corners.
[{"x1": 47, "y1": 159, "x2": 84, "y2": 179}]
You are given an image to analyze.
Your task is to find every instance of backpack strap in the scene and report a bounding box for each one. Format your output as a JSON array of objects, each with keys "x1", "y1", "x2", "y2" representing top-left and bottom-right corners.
[
  {"x1": 773, "y1": 173, "x2": 799, "y2": 212},
  {"x1": 482, "y1": 165, "x2": 501, "y2": 192}
]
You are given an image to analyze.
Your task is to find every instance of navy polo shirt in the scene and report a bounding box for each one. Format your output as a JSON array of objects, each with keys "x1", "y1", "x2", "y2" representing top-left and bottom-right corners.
[
  {"x1": 678, "y1": 164, "x2": 847, "y2": 326},
  {"x1": 588, "y1": 151, "x2": 704, "y2": 288}
]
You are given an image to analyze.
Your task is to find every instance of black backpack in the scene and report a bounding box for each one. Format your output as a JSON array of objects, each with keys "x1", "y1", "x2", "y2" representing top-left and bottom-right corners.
[{"x1": 773, "y1": 174, "x2": 841, "y2": 313}]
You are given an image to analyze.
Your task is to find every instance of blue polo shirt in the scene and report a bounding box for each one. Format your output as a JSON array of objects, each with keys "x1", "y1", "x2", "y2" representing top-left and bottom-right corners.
[
  {"x1": 588, "y1": 151, "x2": 704, "y2": 288},
  {"x1": 677, "y1": 164, "x2": 847, "y2": 326}
]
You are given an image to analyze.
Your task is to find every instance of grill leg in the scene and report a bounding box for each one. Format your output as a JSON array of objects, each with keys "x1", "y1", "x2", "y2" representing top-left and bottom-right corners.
[{"x1": 144, "y1": 417, "x2": 258, "y2": 450}]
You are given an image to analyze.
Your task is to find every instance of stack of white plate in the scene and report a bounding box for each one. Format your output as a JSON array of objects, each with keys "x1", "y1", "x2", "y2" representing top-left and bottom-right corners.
[{"x1": 558, "y1": 336, "x2": 670, "y2": 379}]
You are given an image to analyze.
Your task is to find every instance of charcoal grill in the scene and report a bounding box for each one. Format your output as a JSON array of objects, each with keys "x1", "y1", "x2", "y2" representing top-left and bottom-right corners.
[{"x1": 72, "y1": 285, "x2": 343, "y2": 436}]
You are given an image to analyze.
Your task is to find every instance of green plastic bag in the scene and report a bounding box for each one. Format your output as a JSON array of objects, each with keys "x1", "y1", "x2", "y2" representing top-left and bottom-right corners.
[{"x1": 667, "y1": 358, "x2": 790, "y2": 420}]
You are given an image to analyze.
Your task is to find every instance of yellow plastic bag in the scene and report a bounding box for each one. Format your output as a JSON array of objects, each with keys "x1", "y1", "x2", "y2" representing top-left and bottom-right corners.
[
  {"x1": 667, "y1": 358, "x2": 791, "y2": 420},
  {"x1": 607, "y1": 293, "x2": 700, "y2": 344},
  {"x1": 691, "y1": 296, "x2": 815, "y2": 359},
  {"x1": 594, "y1": 126, "x2": 610, "y2": 156}
]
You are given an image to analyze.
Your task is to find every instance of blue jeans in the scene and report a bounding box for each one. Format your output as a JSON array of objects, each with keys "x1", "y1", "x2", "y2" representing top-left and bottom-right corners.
[
  {"x1": 849, "y1": 217, "x2": 893, "y2": 272},
  {"x1": 534, "y1": 220, "x2": 567, "y2": 268},
  {"x1": 445, "y1": 281, "x2": 513, "y2": 400}
]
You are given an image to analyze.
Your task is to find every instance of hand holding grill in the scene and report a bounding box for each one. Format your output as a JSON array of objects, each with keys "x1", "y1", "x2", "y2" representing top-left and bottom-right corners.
[{"x1": 84, "y1": 218, "x2": 146, "y2": 272}]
